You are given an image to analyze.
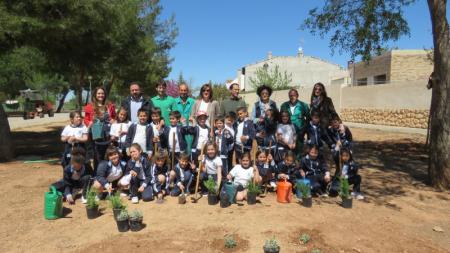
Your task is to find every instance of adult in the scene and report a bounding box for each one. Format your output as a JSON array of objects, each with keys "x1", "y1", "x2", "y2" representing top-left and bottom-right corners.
[
  {"x1": 83, "y1": 86, "x2": 116, "y2": 170},
  {"x1": 220, "y1": 82, "x2": 246, "y2": 116},
  {"x1": 190, "y1": 83, "x2": 220, "y2": 127},
  {"x1": 174, "y1": 83, "x2": 196, "y2": 154},
  {"x1": 309, "y1": 82, "x2": 339, "y2": 129},
  {"x1": 251, "y1": 84, "x2": 278, "y2": 124},
  {"x1": 280, "y1": 88, "x2": 310, "y2": 156},
  {"x1": 121, "y1": 82, "x2": 153, "y2": 123},
  {"x1": 151, "y1": 80, "x2": 176, "y2": 122}
]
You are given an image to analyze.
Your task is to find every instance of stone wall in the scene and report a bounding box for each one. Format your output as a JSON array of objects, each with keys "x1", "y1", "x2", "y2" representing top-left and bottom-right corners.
[{"x1": 340, "y1": 108, "x2": 429, "y2": 129}]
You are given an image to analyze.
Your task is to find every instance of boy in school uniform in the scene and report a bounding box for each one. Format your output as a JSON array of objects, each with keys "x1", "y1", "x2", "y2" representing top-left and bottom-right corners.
[
  {"x1": 302, "y1": 110, "x2": 331, "y2": 149},
  {"x1": 299, "y1": 145, "x2": 331, "y2": 196},
  {"x1": 170, "y1": 153, "x2": 195, "y2": 196},
  {"x1": 234, "y1": 106, "x2": 255, "y2": 163},
  {"x1": 159, "y1": 110, "x2": 189, "y2": 163},
  {"x1": 92, "y1": 147, "x2": 127, "y2": 197},
  {"x1": 213, "y1": 116, "x2": 234, "y2": 177},
  {"x1": 60, "y1": 111, "x2": 89, "y2": 168},
  {"x1": 149, "y1": 107, "x2": 165, "y2": 151},
  {"x1": 150, "y1": 151, "x2": 171, "y2": 203},
  {"x1": 52, "y1": 148, "x2": 94, "y2": 204},
  {"x1": 125, "y1": 108, "x2": 154, "y2": 160},
  {"x1": 190, "y1": 111, "x2": 212, "y2": 166},
  {"x1": 327, "y1": 115, "x2": 353, "y2": 175},
  {"x1": 224, "y1": 112, "x2": 236, "y2": 169}
]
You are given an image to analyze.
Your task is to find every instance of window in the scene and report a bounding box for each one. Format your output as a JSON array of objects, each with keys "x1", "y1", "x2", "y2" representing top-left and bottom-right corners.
[
  {"x1": 374, "y1": 74, "x2": 387, "y2": 85},
  {"x1": 357, "y1": 78, "x2": 367, "y2": 86}
]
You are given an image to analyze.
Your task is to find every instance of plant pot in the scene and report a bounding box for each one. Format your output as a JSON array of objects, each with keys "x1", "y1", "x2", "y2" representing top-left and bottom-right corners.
[
  {"x1": 113, "y1": 208, "x2": 122, "y2": 220},
  {"x1": 247, "y1": 192, "x2": 257, "y2": 205},
  {"x1": 86, "y1": 206, "x2": 99, "y2": 219},
  {"x1": 302, "y1": 197, "x2": 312, "y2": 208},
  {"x1": 219, "y1": 192, "x2": 230, "y2": 208},
  {"x1": 207, "y1": 193, "x2": 218, "y2": 205},
  {"x1": 129, "y1": 218, "x2": 143, "y2": 232},
  {"x1": 263, "y1": 247, "x2": 280, "y2": 253},
  {"x1": 178, "y1": 194, "x2": 186, "y2": 204},
  {"x1": 116, "y1": 219, "x2": 129, "y2": 232},
  {"x1": 342, "y1": 197, "x2": 353, "y2": 208}
]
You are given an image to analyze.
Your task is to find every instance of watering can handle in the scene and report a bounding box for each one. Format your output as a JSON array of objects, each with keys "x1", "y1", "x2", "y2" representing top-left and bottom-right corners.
[{"x1": 49, "y1": 185, "x2": 57, "y2": 194}]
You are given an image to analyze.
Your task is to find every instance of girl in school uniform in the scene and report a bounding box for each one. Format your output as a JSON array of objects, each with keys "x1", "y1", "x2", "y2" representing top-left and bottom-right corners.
[
  {"x1": 275, "y1": 150, "x2": 299, "y2": 184},
  {"x1": 119, "y1": 143, "x2": 153, "y2": 203},
  {"x1": 227, "y1": 152, "x2": 261, "y2": 201},
  {"x1": 92, "y1": 147, "x2": 127, "y2": 197},
  {"x1": 150, "y1": 150, "x2": 170, "y2": 203},
  {"x1": 200, "y1": 142, "x2": 223, "y2": 194},
  {"x1": 60, "y1": 111, "x2": 89, "y2": 168},
  {"x1": 255, "y1": 108, "x2": 277, "y2": 153},
  {"x1": 254, "y1": 150, "x2": 277, "y2": 190},
  {"x1": 299, "y1": 145, "x2": 331, "y2": 197},
  {"x1": 110, "y1": 107, "x2": 132, "y2": 159},
  {"x1": 213, "y1": 116, "x2": 234, "y2": 177},
  {"x1": 275, "y1": 110, "x2": 297, "y2": 163}
]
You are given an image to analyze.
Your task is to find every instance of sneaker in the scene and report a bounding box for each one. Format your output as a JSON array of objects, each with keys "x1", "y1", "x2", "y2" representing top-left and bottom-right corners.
[
  {"x1": 81, "y1": 196, "x2": 87, "y2": 204},
  {"x1": 351, "y1": 192, "x2": 357, "y2": 197},
  {"x1": 95, "y1": 195, "x2": 100, "y2": 202},
  {"x1": 270, "y1": 181, "x2": 277, "y2": 190},
  {"x1": 131, "y1": 196, "x2": 139, "y2": 204},
  {"x1": 356, "y1": 193, "x2": 364, "y2": 200},
  {"x1": 320, "y1": 193, "x2": 329, "y2": 198}
]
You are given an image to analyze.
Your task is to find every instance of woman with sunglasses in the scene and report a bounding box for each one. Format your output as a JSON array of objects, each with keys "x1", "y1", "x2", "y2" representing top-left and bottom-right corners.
[
  {"x1": 190, "y1": 83, "x2": 220, "y2": 127},
  {"x1": 310, "y1": 82, "x2": 339, "y2": 129}
]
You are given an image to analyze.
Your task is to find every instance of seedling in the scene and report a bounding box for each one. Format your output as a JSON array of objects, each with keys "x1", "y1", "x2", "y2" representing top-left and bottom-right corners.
[
  {"x1": 263, "y1": 237, "x2": 280, "y2": 253},
  {"x1": 224, "y1": 235, "x2": 237, "y2": 248},
  {"x1": 203, "y1": 176, "x2": 217, "y2": 194},
  {"x1": 86, "y1": 187, "x2": 99, "y2": 209},
  {"x1": 299, "y1": 233, "x2": 311, "y2": 245},
  {"x1": 129, "y1": 209, "x2": 143, "y2": 221},
  {"x1": 296, "y1": 182, "x2": 311, "y2": 198},
  {"x1": 339, "y1": 177, "x2": 350, "y2": 199},
  {"x1": 247, "y1": 179, "x2": 261, "y2": 194},
  {"x1": 108, "y1": 192, "x2": 125, "y2": 210},
  {"x1": 116, "y1": 209, "x2": 129, "y2": 222}
]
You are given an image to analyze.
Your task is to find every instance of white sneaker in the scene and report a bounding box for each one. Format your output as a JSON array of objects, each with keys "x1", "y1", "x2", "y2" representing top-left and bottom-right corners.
[
  {"x1": 81, "y1": 196, "x2": 87, "y2": 204},
  {"x1": 320, "y1": 193, "x2": 329, "y2": 198},
  {"x1": 270, "y1": 182, "x2": 277, "y2": 190},
  {"x1": 351, "y1": 192, "x2": 357, "y2": 197},
  {"x1": 120, "y1": 192, "x2": 128, "y2": 198},
  {"x1": 95, "y1": 195, "x2": 100, "y2": 202},
  {"x1": 131, "y1": 196, "x2": 139, "y2": 204},
  {"x1": 356, "y1": 193, "x2": 364, "y2": 200}
]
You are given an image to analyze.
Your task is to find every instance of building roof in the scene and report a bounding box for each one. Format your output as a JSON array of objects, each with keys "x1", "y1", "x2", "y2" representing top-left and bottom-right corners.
[{"x1": 240, "y1": 54, "x2": 346, "y2": 70}]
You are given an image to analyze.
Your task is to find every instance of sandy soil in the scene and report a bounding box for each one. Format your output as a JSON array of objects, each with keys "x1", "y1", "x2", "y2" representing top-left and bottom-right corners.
[{"x1": 0, "y1": 124, "x2": 449, "y2": 253}]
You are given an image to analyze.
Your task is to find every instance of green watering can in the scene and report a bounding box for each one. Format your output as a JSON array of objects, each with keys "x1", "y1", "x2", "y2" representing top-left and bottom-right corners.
[
  {"x1": 44, "y1": 186, "x2": 63, "y2": 220},
  {"x1": 224, "y1": 181, "x2": 237, "y2": 204}
]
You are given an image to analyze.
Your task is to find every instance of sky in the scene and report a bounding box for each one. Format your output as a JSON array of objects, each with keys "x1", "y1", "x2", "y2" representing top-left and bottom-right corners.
[{"x1": 159, "y1": 0, "x2": 439, "y2": 88}]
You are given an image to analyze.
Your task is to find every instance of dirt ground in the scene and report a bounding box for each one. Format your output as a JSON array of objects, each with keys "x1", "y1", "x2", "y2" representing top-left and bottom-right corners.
[{"x1": 0, "y1": 122, "x2": 449, "y2": 253}]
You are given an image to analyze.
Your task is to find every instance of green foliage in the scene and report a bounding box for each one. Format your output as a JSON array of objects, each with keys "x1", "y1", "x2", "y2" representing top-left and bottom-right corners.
[
  {"x1": 117, "y1": 209, "x2": 129, "y2": 222},
  {"x1": 263, "y1": 238, "x2": 280, "y2": 252},
  {"x1": 299, "y1": 233, "x2": 311, "y2": 245},
  {"x1": 86, "y1": 187, "x2": 99, "y2": 209},
  {"x1": 247, "y1": 179, "x2": 261, "y2": 194},
  {"x1": 302, "y1": 0, "x2": 415, "y2": 61},
  {"x1": 339, "y1": 177, "x2": 351, "y2": 199},
  {"x1": 108, "y1": 192, "x2": 125, "y2": 210},
  {"x1": 249, "y1": 65, "x2": 292, "y2": 91},
  {"x1": 296, "y1": 181, "x2": 311, "y2": 198},
  {"x1": 129, "y1": 209, "x2": 143, "y2": 221},
  {"x1": 224, "y1": 235, "x2": 237, "y2": 249},
  {"x1": 211, "y1": 83, "x2": 230, "y2": 102},
  {"x1": 203, "y1": 176, "x2": 217, "y2": 194}
]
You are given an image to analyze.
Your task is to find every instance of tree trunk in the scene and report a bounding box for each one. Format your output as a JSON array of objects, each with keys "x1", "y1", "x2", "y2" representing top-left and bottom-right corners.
[
  {"x1": 0, "y1": 105, "x2": 14, "y2": 161},
  {"x1": 427, "y1": 0, "x2": 450, "y2": 190},
  {"x1": 104, "y1": 73, "x2": 116, "y2": 98},
  {"x1": 56, "y1": 87, "x2": 69, "y2": 113}
]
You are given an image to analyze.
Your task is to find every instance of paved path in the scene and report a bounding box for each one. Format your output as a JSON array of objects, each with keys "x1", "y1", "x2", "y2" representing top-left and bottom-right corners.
[
  {"x1": 346, "y1": 122, "x2": 427, "y2": 135},
  {"x1": 8, "y1": 113, "x2": 69, "y2": 130}
]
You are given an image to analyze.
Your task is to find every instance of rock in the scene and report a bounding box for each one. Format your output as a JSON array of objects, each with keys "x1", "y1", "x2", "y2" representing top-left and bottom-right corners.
[{"x1": 432, "y1": 226, "x2": 444, "y2": 232}]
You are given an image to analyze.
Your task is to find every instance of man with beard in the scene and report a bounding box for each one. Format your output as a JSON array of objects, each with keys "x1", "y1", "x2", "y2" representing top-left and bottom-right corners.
[{"x1": 121, "y1": 82, "x2": 153, "y2": 123}]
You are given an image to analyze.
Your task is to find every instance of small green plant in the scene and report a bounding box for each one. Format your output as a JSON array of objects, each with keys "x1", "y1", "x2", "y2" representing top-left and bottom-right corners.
[
  {"x1": 311, "y1": 249, "x2": 323, "y2": 253},
  {"x1": 339, "y1": 177, "x2": 350, "y2": 199},
  {"x1": 108, "y1": 192, "x2": 125, "y2": 210},
  {"x1": 116, "y1": 209, "x2": 129, "y2": 221},
  {"x1": 86, "y1": 187, "x2": 99, "y2": 209},
  {"x1": 263, "y1": 237, "x2": 280, "y2": 253},
  {"x1": 247, "y1": 179, "x2": 261, "y2": 194},
  {"x1": 203, "y1": 176, "x2": 217, "y2": 194},
  {"x1": 299, "y1": 233, "x2": 311, "y2": 245},
  {"x1": 129, "y1": 209, "x2": 143, "y2": 221},
  {"x1": 296, "y1": 182, "x2": 311, "y2": 198},
  {"x1": 224, "y1": 235, "x2": 237, "y2": 248}
]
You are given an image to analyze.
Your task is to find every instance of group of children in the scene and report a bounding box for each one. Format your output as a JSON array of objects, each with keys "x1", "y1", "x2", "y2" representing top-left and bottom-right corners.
[{"x1": 53, "y1": 103, "x2": 363, "y2": 205}]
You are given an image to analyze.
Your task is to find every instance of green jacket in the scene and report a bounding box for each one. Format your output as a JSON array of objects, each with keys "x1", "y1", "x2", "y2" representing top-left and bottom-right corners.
[
  {"x1": 280, "y1": 100, "x2": 310, "y2": 132},
  {"x1": 151, "y1": 95, "x2": 176, "y2": 121}
]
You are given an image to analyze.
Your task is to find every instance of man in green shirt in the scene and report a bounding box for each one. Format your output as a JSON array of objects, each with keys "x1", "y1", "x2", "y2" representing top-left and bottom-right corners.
[
  {"x1": 280, "y1": 88, "x2": 310, "y2": 158},
  {"x1": 220, "y1": 82, "x2": 246, "y2": 116},
  {"x1": 151, "y1": 81, "x2": 176, "y2": 122},
  {"x1": 174, "y1": 83, "x2": 195, "y2": 154}
]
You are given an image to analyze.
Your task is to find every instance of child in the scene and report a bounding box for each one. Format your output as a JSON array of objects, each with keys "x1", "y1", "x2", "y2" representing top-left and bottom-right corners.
[
  {"x1": 170, "y1": 152, "x2": 195, "y2": 196},
  {"x1": 52, "y1": 147, "x2": 93, "y2": 204},
  {"x1": 302, "y1": 110, "x2": 330, "y2": 149},
  {"x1": 119, "y1": 143, "x2": 153, "y2": 203},
  {"x1": 255, "y1": 150, "x2": 277, "y2": 189},
  {"x1": 150, "y1": 107, "x2": 165, "y2": 151},
  {"x1": 60, "y1": 111, "x2": 89, "y2": 168},
  {"x1": 125, "y1": 108, "x2": 154, "y2": 160},
  {"x1": 234, "y1": 107, "x2": 255, "y2": 163},
  {"x1": 340, "y1": 148, "x2": 363, "y2": 200},
  {"x1": 327, "y1": 115, "x2": 353, "y2": 175},
  {"x1": 200, "y1": 142, "x2": 223, "y2": 193},
  {"x1": 275, "y1": 110, "x2": 296, "y2": 163},
  {"x1": 227, "y1": 152, "x2": 261, "y2": 201},
  {"x1": 255, "y1": 108, "x2": 277, "y2": 153},
  {"x1": 92, "y1": 147, "x2": 127, "y2": 197},
  {"x1": 110, "y1": 107, "x2": 131, "y2": 158},
  {"x1": 190, "y1": 111, "x2": 212, "y2": 165},
  {"x1": 299, "y1": 145, "x2": 331, "y2": 196},
  {"x1": 150, "y1": 150, "x2": 170, "y2": 203},
  {"x1": 214, "y1": 116, "x2": 234, "y2": 177},
  {"x1": 225, "y1": 111, "x2": 236, "y2": 169},
  {"x1": 275, "y1": 150, "x2": 299, "y2": 184},
  {"x1": 160, "y1": 110, "x2": 189, "y2": 163}
]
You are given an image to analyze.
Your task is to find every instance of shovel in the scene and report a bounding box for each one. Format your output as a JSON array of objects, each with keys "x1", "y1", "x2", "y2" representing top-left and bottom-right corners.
[
  {"x1": 178, "y1": 188, "x2": 186, "y2": 204},
  {"x1": 191, "y1": 144, "x2": 205, "y2": 203}
]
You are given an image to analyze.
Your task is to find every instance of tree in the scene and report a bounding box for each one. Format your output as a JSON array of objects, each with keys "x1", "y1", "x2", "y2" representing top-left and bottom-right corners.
[
  {"x1": 248, "y1": 64, "x2": 292, "y2": 90},
  {"x1": 303, "y1": 0, "x2": 449, "y2": 190}
]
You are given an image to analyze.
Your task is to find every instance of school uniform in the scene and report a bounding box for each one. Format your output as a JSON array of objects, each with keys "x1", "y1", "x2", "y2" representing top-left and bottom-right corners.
[
  {"x1": 95, "y1": 160, "x2": 126, "y2": 189},
  {"x1": 327, "y1": 125, "x2": 353, "y2": 174},
  {"x1": 160, "y1": 124, "x2": 189, "y2": 163},
  {"x1": 110, "y1": 121, "x2": 132, "y2": 158},
  {"x1": 52, "y1": 163, "x2": 94, "y2": 199},
  {"x1": 190, "y1": 125, "x2": 211, "y2": 165},
  {"x1": 125, "y1": 122, "x2": 154, "y2": 156},
  {"x1": 121, "y1": 157, "x2": 153, "y2": 201},
  {"x1": 255, "y1": 117, "x2": 277, "y2": 153},
  {"x1": 234, "y1": 117, "x2": 255, "y2": 162},
  {"x1": 60, "y1": 124, "x2": 88, "y2": 168},
  {"x1": 302, "y1": 121, "x2": 331, "y2": 148},
  {"x1": 170, "y1": 163, "x2": 194, "y2": 196},
  {"x1": 224, "y1": 124, "x2": 235, "y2": 170},
  {"x1": 201, "y1": 156, "x2": 223, "y2": 192},
  {"x1": 229, "y1": 164, "x2": 254, "y2": 189},
  {"x1": 256, "y1": 161, "x2": 276, "y2": 184},
  {"x1": 214, "y1": 128, "x2": 234, "y2": 176},
  {"x1": 150, "y1": 163, "x2": 170, "y2": 195},
  {"x1": 275, "y1": 123, "x2": 296, "y2": 162},
  {"x1": 300, "y1": 155, "x2": 330, "y2": 195},
  {"x1": 275, "y1": 161, "x2": 299, "y2": 183}
]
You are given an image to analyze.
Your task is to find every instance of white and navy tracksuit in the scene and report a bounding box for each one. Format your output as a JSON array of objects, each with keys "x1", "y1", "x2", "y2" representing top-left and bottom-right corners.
[
  {"x1": 150, "y1": 163, "x2": 170, "y2": 195},
  {"x1": 326, "y1": 125, "x2": 353, "y2": 174},
  {"x1": 256, "y1": 161, "x2": 276, "y2": 184},
  {"x1": 275, "y1": 161, "x2": 298, "y2": 184},
  {"x1": 302, "y1": 121, "x2": 331, "y2": 148},
  {"x1": 159, "y1": 124, "x2": 189, "y2": 163},
  {"x1": 170, "y1": 163, "x2": 194, "y2": 196},
  {"x1": 125, "y1": 123, "x2": 154, "y2": 156},
  {"x1": 214, "y1": 128, "x2": 234, "y2": 176},
  {"x1": 125, "y1": 157, "x2": 153, "y2": 201},
  {"x1": 300, "y1": 154, "x2": 329, "y2": 194},
  {"x1": 190, "y1": 125, "x2": 212, "y2": 166},
  {"x1": 234, "y1": 118, "x2": 255, "y2": 162},
  {"x1": 52, "y1": 163, "x2": 94, "y2": 198},
  {"x1": 95, "y1": 160, "x2": 126, "y2": 189}
]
